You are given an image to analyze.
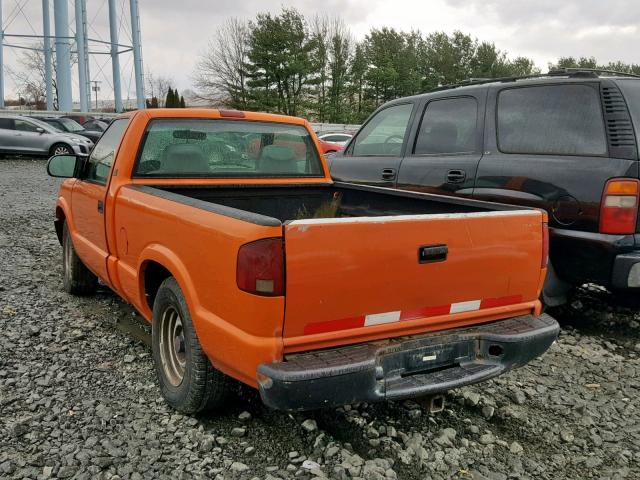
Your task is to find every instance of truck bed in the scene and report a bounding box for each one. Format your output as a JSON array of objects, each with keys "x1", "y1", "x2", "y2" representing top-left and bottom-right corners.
[
  {"x1": 147, "y1": 182, "x2": 515, "y2": 223},
  {"x1": 127, "y1": 182, "x2": 546, "y2": 351}
]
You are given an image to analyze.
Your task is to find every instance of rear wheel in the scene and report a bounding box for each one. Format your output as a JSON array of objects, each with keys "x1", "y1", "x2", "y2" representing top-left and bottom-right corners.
[
  {"x1": 50, "y1": 143, "x2": 72, "y2": 156},
  {"x1": 152, "y1": 277, "x2": 231, "y2": 413},
  {"x1": 62, "y1": 222, "x2": 98, "y2": 295}
]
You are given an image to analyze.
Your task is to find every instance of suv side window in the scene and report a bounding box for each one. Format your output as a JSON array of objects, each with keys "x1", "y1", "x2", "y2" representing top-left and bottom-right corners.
[
  {"x1": 0, "y1": 118, "x2": 14, "y2": 130},
  {"x1": 15, "y1": 119, "x2": 40, "y2": 133},
  {"x1": 414, "y1": 97, "x2": 477, "y2": 155},
  {"x1": 497, "y1": 84, "x2": 607, "y2": 156},
  {"x1": 351, "y1": 103, "x2": 413, "y2": 156},
  {"x1": 85, "y1": 118, "x2": 128, "y2": 184}
]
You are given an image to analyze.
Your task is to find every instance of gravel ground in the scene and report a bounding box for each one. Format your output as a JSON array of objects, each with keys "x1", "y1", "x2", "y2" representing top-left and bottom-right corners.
[{"x1": 1, "y1": 157, "x2": 639, "y2": 480}]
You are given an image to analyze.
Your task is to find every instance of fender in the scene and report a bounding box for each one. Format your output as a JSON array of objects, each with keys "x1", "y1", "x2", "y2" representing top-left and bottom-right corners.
[
  {"x1": 136, "y1": 243, "x2": 198, "y2": 322},
  {"x1": 136, "y1": 243, "x2": 282, "y2": 387}
]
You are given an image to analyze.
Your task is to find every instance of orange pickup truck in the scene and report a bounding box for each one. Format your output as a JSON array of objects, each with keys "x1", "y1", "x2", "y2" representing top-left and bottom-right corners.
[{"x1": 47, "y1": 108, "x2": 559, "y2": 413}]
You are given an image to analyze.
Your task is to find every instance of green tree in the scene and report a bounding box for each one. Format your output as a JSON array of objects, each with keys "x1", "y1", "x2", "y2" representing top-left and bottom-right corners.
[
  {"x1": 180, "y1": 95, "x2": 186, "y2": 108},
  {"x1": 246, "y1": 8, "x2": 316, "y2": 116},
  {"x1": 349, "y1": 42, "x2": 369, "y2": 122}
]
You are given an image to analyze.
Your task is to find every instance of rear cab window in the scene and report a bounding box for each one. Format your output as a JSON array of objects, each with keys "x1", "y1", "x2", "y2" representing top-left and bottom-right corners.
[
  {"x1": 497, "y1": 84, "x2": 607, "y2": 156},
  {"x1": 134, "y1": 119, "x2": 324, "y2": 178}
]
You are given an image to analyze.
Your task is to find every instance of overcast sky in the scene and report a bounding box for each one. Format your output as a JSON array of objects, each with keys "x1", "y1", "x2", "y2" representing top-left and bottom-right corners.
[{"x1": 2, "y1": 0, "x2": 639, "y2": 102}]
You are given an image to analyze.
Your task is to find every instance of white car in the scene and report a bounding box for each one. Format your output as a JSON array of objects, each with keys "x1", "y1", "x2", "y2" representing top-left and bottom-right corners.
[{"x1": 318, "y1": 132, "x2": 353, "y2": 146}]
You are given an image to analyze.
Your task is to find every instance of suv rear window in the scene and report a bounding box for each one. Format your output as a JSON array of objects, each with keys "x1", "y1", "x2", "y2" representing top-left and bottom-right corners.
[
  {"x1": 497, "y1": 84, "x2": 607, "y2": 156},
  {"x1": 135, "y1": 119, "x2": 324, "y2": 178}
]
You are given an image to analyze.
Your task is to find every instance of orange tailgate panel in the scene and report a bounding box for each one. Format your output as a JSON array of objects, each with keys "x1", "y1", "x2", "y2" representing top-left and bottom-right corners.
[{"x1": 283, "y1": 210, "x2": 543, "y2": 342}]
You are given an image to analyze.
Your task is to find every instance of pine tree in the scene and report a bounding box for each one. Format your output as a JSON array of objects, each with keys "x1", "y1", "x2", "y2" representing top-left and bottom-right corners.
[{"x1": 180, "y1": 95, "x2": 186, "y2": 108}]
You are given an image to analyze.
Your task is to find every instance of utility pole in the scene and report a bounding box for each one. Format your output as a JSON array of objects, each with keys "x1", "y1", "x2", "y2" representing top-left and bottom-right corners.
[
  {"x1": 91, "y1": 80, "x2": 101, "y2": 110},
  {"x1": 53, "y1": 0, "x2": 73, "y2": 112},
  {"x1": 108, "y1": 0, "x2": 122, "y2": 112},
  {"x1": 0, "y1": 0, "x2": 5, "y2": 109},
  {"x1": 42, "y1": 0, "x2": 53, "y2": 110},
  {"x1": 129, "y1": 0, "x2": 145, "y2": 109}
]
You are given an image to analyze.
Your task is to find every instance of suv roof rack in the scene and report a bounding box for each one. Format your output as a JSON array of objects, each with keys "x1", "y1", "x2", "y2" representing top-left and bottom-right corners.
[{"x1": 431, "y1": 68, "x2": 640, "y2": 92}]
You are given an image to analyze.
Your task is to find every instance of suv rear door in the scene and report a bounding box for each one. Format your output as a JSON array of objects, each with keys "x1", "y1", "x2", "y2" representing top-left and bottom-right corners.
[
  {"x1": 396, "y1": 92, "x2": 486, "y2": 196},
  {"x1": 331, "y1": 102, "x2": 416, "y2": 187}
]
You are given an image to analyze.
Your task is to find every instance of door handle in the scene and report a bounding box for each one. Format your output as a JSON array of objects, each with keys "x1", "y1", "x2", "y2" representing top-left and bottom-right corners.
[
  {"x1": 446, "y1": 169, "x2": 466, "y2": 183},
  {"x1": 381, "y1": 168, "x2": 396, "y2": 180},
  {"x1": 97, "y1": 200, "x2": 104, "y2": 214}
]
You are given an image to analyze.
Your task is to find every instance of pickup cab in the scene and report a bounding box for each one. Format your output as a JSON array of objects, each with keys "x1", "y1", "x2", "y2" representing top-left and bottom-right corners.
[{"x1": 47, "y1": 108, "x2": 559, "y2": 413}]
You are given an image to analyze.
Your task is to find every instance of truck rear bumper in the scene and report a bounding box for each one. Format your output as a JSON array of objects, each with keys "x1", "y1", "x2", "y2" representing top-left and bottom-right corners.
[{"x1": 257, "y1": 313, "x2": 559, "y2": 411}]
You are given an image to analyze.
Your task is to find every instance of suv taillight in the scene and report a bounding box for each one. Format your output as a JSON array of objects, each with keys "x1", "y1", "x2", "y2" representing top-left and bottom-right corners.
[
  {"x1": 599, "y1": 179, "x2": 640, "y2": 234},
  {"x1": 542, "y1": 222, "x2": 549, "y2": 268},
  {"x1": 236, "y1": 238, "x2": 284, "y2": 296}
]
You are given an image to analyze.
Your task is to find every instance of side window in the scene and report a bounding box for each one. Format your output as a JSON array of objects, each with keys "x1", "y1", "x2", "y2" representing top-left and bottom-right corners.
[
  {"x1": 15, "y1": 120, "x2": 40, "y2": 133},
  {"x1": 497, "y1": 84, "x2": 607, "y2": 156},
  {"x1": 0, "y1": 118, "x2": 14, "y2": 130},
  {"x1": 351, "y1": 103, "x2": 413, "y2": 156},
  {"x1": 414, "y1": 97, "x2": 478, "y2": 155},
  {"x1": 85, "y1": 118, "x2": 129, "y2": 184}
]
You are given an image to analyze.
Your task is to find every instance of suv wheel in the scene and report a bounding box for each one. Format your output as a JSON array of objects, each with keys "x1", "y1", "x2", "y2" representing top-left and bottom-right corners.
[{"x1": 51, "y1": 143, "x2": 72, "y2": 156}]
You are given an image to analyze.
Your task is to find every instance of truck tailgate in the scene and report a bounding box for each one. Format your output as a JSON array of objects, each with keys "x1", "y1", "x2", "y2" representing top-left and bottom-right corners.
[{"x1": 283, "y1": 210, "x2": 545, "y2": 348}]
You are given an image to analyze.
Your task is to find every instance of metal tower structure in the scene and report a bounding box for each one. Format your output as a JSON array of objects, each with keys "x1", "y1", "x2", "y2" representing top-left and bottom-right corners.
[{"x1": 0, "y1": 0, "x2": 146, "y2": 112}]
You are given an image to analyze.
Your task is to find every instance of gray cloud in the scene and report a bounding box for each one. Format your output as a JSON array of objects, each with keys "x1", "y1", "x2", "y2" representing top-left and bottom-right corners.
[{"x1": 2, "y1": 0, "x2": 639, "y2": 102}]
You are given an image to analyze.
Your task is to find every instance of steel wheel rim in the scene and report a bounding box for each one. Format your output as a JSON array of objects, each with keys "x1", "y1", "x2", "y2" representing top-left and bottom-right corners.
[
  {"x1": 54, "y1": 146, "x2": 70, "y2": 155},
  {"x1": 159, "y1": 305, "x2": 186, "y2": 386}
]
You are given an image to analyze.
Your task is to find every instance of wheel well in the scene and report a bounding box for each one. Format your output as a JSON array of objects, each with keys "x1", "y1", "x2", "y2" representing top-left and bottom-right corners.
[
  {"x1": 143, "y1": 261, "x2": 172, "y2": 310},
  {"x1": 54, "y1": 207, "x2": 65, "y2": 245}
]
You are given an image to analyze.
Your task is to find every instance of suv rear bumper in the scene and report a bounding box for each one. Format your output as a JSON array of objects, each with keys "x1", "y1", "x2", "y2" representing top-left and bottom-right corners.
[
  {"x1": 257, "y1": 313, "x2": 559, "y2": 411},
  {"x1": 550, "y1": 228, "x2": 640, "y2": 289}
]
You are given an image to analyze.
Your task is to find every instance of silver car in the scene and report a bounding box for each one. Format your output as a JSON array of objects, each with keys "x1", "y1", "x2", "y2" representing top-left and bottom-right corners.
[{"x1": 0, "y1": 115, "x2": 94, "y2": 156}]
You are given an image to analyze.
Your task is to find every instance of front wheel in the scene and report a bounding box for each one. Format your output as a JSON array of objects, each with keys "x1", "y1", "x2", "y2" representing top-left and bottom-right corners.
[
  {"x1": 62, "y1": 222, "x2": 98, "y2": 295},
  {"x1": 50, "y1": 143, "x2": 72, "y2": 156},
  {"x1": 152, "y1": 277, "x2": 232, "y2": 413}
]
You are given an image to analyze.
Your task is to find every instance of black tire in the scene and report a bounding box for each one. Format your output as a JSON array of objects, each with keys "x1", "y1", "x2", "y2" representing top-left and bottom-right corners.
[
  {"x1": 152, "y1": 277, "x2": 231, "y2": 414},
  {"x1": 62, "y1": 222, "x2": 98, "y2": 295},
  {"x1": 50, "y1": 143, "x2": 73, "y2": 156}
]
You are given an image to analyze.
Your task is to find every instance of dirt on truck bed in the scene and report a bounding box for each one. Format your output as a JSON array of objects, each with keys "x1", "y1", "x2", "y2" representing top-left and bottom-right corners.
[{"x1": 0, "y1": 158, "x2": 639, "y2": 480}]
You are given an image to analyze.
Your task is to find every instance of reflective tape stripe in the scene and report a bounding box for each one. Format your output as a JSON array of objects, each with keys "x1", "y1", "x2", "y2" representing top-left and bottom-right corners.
[
  {"x1": 302, "y1": 294, "x2": 524, "y2": 335},
  {"x1": 364, "y1": 311, "x2": 401, "y2": 326},
  {"x1": 449, "y1": 300, "x2": 481, "y2": 314}
]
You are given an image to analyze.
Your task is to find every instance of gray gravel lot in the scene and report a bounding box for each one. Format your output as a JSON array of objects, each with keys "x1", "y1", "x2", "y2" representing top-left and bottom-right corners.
[{"x1": 1, "y1": 158, "x2": 639, "y2": 480}]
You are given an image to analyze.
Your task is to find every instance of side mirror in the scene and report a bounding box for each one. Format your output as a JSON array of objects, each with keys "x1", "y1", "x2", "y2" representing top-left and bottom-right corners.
[
  {"x1": 47, "y1": 154, "x2": 80, "y2": 178},
  {"x1": 36, "y1": 127, "x2": 45, "y2": 134}
]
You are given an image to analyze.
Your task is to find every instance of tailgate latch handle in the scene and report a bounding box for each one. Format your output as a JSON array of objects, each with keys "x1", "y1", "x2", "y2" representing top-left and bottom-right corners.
[{"x1": 418, "y1": 244, "x2": 448, "y2": 264}]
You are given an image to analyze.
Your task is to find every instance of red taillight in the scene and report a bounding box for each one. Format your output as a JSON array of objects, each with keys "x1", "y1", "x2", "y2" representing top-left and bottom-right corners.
[
  {"x1": 236, "y1": 238, "x2": 284, "y2": 296},
  {"x1": 599, "y1": 179, "x2": 640, "y2": 234},
  {"x1": 542, "y1": 222, "x2": 549, "y2": 268}
]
